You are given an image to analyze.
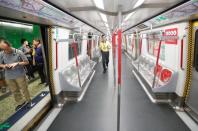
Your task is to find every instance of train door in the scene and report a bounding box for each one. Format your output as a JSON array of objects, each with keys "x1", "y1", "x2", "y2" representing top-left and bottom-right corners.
[{"x1": 186, "y1": 25, "x2": 198, "y2": 119}]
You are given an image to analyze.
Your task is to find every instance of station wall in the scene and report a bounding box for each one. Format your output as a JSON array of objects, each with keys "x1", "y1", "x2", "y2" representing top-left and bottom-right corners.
[{"x1": 0, "y1": 22, "x2": 41, "y2": 48}]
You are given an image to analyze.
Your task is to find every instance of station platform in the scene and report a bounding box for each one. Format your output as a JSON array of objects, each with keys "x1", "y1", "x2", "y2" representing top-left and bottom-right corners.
[{"x1": 45, "y1": 54, "x2": 190, "y2": 131}]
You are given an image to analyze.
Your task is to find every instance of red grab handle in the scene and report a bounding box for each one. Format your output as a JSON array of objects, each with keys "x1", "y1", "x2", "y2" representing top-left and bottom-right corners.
[
  {"x1": 180, "y1": 38, "x2": 184, "y2": 70},
  {"x1": 118, "y1": 30, "x2": 122, "y2": 84},
  {"x1": 71, "y1": 42, "x2": 79, "y2": 67}
]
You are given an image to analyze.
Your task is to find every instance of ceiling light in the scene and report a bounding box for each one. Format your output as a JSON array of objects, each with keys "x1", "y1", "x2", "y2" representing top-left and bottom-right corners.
[
  {"x1": 93, "y1": 0, "x2": 104, "y2": 9},
  {"x1": 0, "y1": 22, "x2": 33, "y2": 29},
  {"x1": 133, "y1": 0, "x2": 145, "y2": 8},
  {"x1": 124, "y1": 12, "x2": 135, "y2": 22},
  {"x1": 100, "y1": 13, "x2": 108, "y2": 23},
  {"x1": 105, "y1": 23, "x2": 109, "y2": 28}
]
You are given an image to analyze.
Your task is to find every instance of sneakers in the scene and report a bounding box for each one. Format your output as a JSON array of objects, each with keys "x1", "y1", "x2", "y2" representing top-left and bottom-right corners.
[
  {"x1": 15, "y1": 101, "x2": 34, "y2": 111},
  {"x1": 15, "y1": 102, "x2": 26, "y2": 111},
  {"x1": 26, "y1": 101, "x2": 35, "y2": 109}
]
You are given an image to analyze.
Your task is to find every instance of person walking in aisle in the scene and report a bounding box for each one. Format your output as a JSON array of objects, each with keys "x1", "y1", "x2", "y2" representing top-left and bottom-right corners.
[{"x1": 99, "y1": 35, "x2": 111, "y2": 73}]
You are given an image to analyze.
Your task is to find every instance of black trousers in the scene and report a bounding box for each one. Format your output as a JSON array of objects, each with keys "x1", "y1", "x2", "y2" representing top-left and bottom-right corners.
[
  {"x1": 25, "y1": 57, "x2": 35, "y2": 78},
  {"x1": 37, "y1": 63, "x2": 46, "y2": 83},
  {"x1": 101, "y1": 51, "x2": 109, "y2": 71}
]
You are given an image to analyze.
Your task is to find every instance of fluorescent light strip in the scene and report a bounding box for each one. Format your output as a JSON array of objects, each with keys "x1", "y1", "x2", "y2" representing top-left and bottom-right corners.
[
  {"x1": 93, "y1": 0, "x2": 104, "y2": 9},
  {"x1": 133, "y1": 0, "x2": 145, "y2": 8},
  {"x1": 0, "y1": 22, "x2": 33, "y2": 29},
  {"x1": 124, "y1": 12, "x2": 135, "y2": 22},
  {"x1": 100, "y1": 13, "x2": 107, "y2": 23},
  {"x1": 105, "y1": 23, "x2": 109, "y2": 28}
]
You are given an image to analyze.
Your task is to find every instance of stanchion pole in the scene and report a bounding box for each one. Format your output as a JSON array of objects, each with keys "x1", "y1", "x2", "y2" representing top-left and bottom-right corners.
[
  {"x1": 117, "y1": 29, "x2": 122, "y2": 131},
  {"x1": 117, "y1": 7, "x2": 122, "y2": 131},
  {"x1": 72, "y1": 42, "x2": 82, "y2": 87},
  {"x1": 112, "y1": 33, "x2": 116, "y2": 87}
]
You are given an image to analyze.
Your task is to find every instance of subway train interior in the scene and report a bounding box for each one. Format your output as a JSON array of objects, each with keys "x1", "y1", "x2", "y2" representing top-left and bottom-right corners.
[{"x1": 0, "y1": 0, "x2": 198, "y2": 131}]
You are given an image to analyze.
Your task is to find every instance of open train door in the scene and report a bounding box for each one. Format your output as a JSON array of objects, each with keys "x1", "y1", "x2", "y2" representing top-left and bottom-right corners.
[{"x1": 186, "y1": 23, "x2": 198, "y2": 122}]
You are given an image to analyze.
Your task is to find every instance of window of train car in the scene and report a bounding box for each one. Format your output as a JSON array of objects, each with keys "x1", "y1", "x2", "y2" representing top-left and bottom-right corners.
[
  {"x1": 68, "y1": 33, "x2": 82, "y2": 60},
  {"x1": 0, "y1": 21, "x2": 49, "y2": 125},
  {"x1": 147, "y1": 33, "x2": 165, "y2": 60}
]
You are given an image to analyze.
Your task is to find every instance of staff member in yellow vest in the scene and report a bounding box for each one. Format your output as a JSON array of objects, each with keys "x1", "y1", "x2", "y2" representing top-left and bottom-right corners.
[{"x1": 99, "y1": 35, "x2": 111, "y2": 73}]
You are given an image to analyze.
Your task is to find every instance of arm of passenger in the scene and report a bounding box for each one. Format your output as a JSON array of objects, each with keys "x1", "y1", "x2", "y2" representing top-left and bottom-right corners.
[{"x1": 0, "y1": 64, "x2": 7, "y2": 69}]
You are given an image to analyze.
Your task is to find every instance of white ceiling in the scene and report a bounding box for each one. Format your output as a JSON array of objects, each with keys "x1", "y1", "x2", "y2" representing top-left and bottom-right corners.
[
  {"x1": 0, "y1": 0, "x2": 189, "y2": 34},
  {"x1": 48, "y1": 0, "x2": 184, "y2": 33}
]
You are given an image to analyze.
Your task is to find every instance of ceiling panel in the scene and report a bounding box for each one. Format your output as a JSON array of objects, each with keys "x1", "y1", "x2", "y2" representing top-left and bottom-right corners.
[
  {"x1": 0, "y1": 0, "x2": 189, "y2": 34},
  {"x1": 51, "y1": 0, "x2": 93, "y2": 8}
]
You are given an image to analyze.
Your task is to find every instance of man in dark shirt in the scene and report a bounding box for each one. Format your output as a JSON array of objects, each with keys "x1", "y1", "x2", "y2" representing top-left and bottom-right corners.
[
  {"x1": 20, "y1": 38, "x2": 35, "y2": 79},
  {"x1": 33, "y1": 39, "x2": 46, "y2": 84}
]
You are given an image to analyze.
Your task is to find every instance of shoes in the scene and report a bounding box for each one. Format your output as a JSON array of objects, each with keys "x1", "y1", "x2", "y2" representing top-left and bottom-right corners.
[
  {"x1": 39, "y1": 82, "x2": 45, "y2": 85},
  {"x1": 15, "y1": 102, "x2": 26, "y2": 111},
  {"x1": 44, "y1": 83, "x2": 49, "y2": 87},
  {"x1": 103, "y1": 69, "x2": 106, "y2": 73},
  {"x1": 26, "y1": 101, "x2": 35, "y2": 109}
]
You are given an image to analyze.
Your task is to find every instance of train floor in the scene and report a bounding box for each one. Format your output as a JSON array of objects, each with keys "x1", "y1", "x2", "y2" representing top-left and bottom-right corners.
[{"x1": 48, "y1": 54, "x2": 190, "y2": 131}]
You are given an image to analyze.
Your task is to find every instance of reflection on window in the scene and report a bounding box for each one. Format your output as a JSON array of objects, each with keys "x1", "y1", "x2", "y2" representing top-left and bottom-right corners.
[
  {"x1": 69, "y1": 33, "x2": 82, "y2": 59},
  {"x1": 147, "y1": 33, "x2": 165, "y2": 60},
  {"x1": 0, "y1": 22, "x2": 49, "y2": 126}
]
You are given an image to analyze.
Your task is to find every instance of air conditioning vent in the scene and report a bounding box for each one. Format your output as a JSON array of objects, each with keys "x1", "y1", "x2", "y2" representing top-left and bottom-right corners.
[{"x1": 136, "y1": 24, "x2": 148, "y2": 29}]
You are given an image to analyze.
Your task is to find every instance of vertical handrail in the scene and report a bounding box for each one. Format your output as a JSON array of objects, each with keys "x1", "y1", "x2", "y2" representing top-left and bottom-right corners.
[
  {"x1": 118, "y1": 30, "x2": 122, "y2": 85},
  {"x1": 55, "y1": 41, "x2": 58, "y2": 70},
  {"x1": 112, "y1": 33, "x2": 116, "y2": 87},
  {"x1": 71, "y1": 42, "x2": 82, "y2": 87},
  {"x1": 117, "y1": 29, "x2": 122, "y2": 131},
  {"x1": 139, "y1": 36, "x2": 143, "y2": 55},
  {"x1": 112, "y1": 33, "x2": 116, "y2": 59},
  {"x1": 131, "y1": 37, "x2": 135, "y2": 54},
  {"x1": 152, "y1": 40, "x2": 162, "y2": 88},
  {"x1": 180, "y1": 38, "x2": 184, "y2": 70}
]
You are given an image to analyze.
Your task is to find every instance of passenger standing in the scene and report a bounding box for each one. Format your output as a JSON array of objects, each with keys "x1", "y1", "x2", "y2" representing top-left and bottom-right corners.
[
  {"x1": 0, "y1": 38, "x2": 31, "y2": 111},
  {"x1": 32, "y1": 39, "x2": 46, "y2": 84},
  {"x1": 20, "y1": 39, "x2": 35, "y2": 79},
  {"x1": 99, "y1": 35, "x2": 111, "y2": 73}
]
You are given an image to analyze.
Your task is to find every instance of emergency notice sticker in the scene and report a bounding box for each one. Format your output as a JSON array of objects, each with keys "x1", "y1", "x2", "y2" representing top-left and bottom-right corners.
[{"x1": 164, "y1": 28, "x2": 178, "y2": 44}]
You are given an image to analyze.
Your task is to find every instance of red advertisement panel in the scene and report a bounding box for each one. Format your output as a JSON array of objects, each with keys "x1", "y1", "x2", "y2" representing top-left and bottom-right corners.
[{"x1": 164, "y1": 28, "x2": 178, "y2": 44}]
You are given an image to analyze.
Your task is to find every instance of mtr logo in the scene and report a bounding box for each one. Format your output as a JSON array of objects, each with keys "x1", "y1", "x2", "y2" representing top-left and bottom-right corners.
[{"x1": 164, "y1": 28, "x2": 178, "y2": 44}]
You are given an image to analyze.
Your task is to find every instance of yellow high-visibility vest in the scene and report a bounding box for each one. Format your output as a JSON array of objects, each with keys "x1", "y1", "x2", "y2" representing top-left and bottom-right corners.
[{"x1": 99, "y1": 41, "x2": 111, "y2": 52}]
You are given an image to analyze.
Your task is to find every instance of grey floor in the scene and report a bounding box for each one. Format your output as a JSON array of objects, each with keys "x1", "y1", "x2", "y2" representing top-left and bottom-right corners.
[{"x1": 48, "y1": 54, "x2": 190, "y2": 131}]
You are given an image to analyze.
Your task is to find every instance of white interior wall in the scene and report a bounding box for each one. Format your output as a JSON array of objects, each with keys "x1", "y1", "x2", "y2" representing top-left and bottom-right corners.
[
  {"x1": 51, "y1": 27, "x2": 88, "y2": 95},
  {"x1": 52, "y1": 27, "x2": 70, "y2": 95},
  {"x1": 140, "y1": 22, "x2": 188, "y2": 96}
]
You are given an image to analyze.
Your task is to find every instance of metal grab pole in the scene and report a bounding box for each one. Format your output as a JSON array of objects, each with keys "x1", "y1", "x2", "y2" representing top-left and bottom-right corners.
[
  {"x1": 71, "y1": 42, "x2": 82, "y2": 87},
  {"x1": 152, "y1": 40, "x2": 162, "y2": 88},
  {"x1": 112, "y1": 33, "x2": 116, "y2": 87},
  {"x1": 117, "y1": 29, "x2": 122, "y2": 131},
  {"x1": 55, "y1": 41, "x2": 58, "y2": 70},
  {"x1": 117, "y1": 8, "x2": 122, "y2": 131}
]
